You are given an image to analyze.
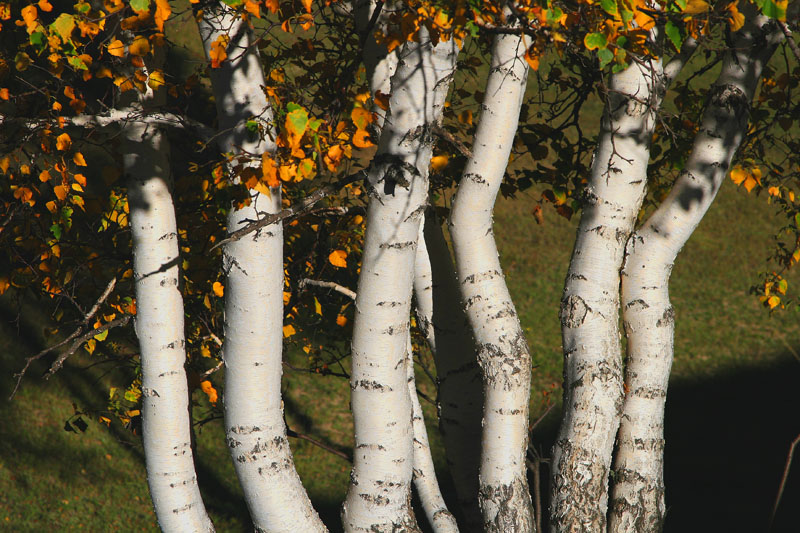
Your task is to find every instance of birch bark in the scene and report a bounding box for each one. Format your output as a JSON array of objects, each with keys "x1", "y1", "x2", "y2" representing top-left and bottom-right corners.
[
  {"x1": 448, "y1": 32, "x2": 533, "y2": 532},
  {"x1": 123, "y1": 48, "x2": 214, "y2": 529},
  {"x1": 609, "y1": 16, "x2": 782, "y2": 532},
  {"x1": 548, "y1": 46, "x2": 666, "y2": 532},
  {"x1": 405, "y1": 332, "x2": 460, "y2": 533},
  {"x1": 342, "y1": 30, "x2": 458, "y2": 532},
  {"x1": 197, "y1": 5, "x2": 326, "y2": 531},
  {"x1": 413, "y1": 210, "x2": 483, "y2": 531}
]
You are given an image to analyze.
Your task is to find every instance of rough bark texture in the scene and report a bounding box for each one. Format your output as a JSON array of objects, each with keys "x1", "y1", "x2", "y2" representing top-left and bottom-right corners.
[
  {"x1": 549, "y1": 49, "x2": 665, "y2": 533},
  {"x1": 198, "y1": 4, "x2": 326, "y2": 531},
  {"x1": 405, "y1": 333, "x2": 460, "y2": 533},
  {"x1": 413, "y1": 210, "x2": 483, "y2": 531},
  {"x1": 608, "y1": 16, "x2": 782, "y2": 533},
  {"x1": 342, "y1": 30, "x2": 458, "y2": 533},
  {"x1": 448, "y1": 32, "x2": 533, "y2": 532},
  {"x1": 125, "y1": 119, "x2": 214, "y2": 532}
]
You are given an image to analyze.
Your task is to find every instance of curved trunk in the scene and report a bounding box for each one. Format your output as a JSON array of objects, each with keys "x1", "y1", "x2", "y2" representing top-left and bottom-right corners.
[
  {"x1": 548, "y1": 48, "x2": 666, "y2": 532},
  {"x1": 405, "y1": 333, "x2": 460, "y2": 533},
  {"x1": 342, "y1": 30, "x2": 458, "y2": 532},
  {"x1": 126, "y1": 120, "x2": 214, "y2": 532},
  {"x1": 448, "y1": 32, "x2": 533, "y2": 532},
  {"x1": 609, "y1": 16, "x2": 782, "y2": 532},
  {"x1": 414, "y1": 210, "x2": 483, "y2": 531},
  {"x1": 197, "y1": 4, "x2": 326, "y2": 531}
]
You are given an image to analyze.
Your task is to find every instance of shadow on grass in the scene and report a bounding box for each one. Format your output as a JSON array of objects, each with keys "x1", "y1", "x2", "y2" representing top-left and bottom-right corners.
[{"x1": 3, "y1": 290, "x2": 799, "y2": 532}]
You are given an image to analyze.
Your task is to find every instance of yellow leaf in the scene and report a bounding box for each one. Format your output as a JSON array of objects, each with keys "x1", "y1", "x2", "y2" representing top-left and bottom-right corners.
[
  {"x1": 99, "y1": 416, "x2": 111, "y2": 426},
  {"x1": 212, "y1": 281, "x2": 224, "y2": 297},
  {"x1": 84, "y1": 338, "x2": 96, "y2": 354},
  {"x1": 73, "y1": 152, "x2": 87, "y2": 166},
  {"x1": 147, "y1": 69, "x2": 165, "y2": 90},
  {"x1": 683, "y1": 0, "x2": 710, "y2": 14},
  {"x1": 743, "y1": 176, "x2": 757, "y2": 193},
  {"x1": 283, "y1": 324, "x2": 296, "y2": 337},
  {"x1": 0, "y1": 157, "x2": 8, "y2": 173},
  {"x1": 768, "y1": 186, "x2": 780, "y2": 197},
  {"x1": 200, "y1": 345, "x2": 211, "y2": 357},
  {"x1": 329, "y1": 249, "x2": 348, "y2": 268},
  {"x1": 726, "y1": 2, "x2": 745, "y2": 31},
  {"x1": 314, "y1": 296, "x2": 322, "y2": 315},
  {"x1": 767, "y1": 295, "x2": 780, "y2": 309},
  {"x1": 200, "y1": 380, "x2": 218, "y2": 404},
  {"x1": 283, "y1": 291, "x2": 291, "y2": 305},
  {"x1": 209, "y1": 34, "x2": 229, "y2": 68},
  {"x1": 129, "y1": 36, "x2": 150, "y2": 56},
  {"x1": 107, "y1": 39, "x2": 125, "y2": 57},
  {"x1": 56, "y1": 132, "x2": 72, "y2": 151},
  {"x1": 430, "y1": 154, "x2": 449, "y2": 172}
]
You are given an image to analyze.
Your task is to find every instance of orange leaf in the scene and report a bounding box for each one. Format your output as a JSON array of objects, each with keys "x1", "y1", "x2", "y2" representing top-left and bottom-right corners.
[
  {"x1": 0, "y1": 88, "x2": 8, "y2": 100},
  {"x1": 108, "y1": 39, "x2": 125, "y2": 57},
  {"x1": 73, "y1": 152, "x2": 87, "y2": 166},
  {"x1": 430, "y1": 154, "x2": 449, "y2": 171},
  {"x1": 374, "y1": 91, "x2": 389, "y2": 111},
  {"x1": 729, "y1": 165, "x2": 746, "y2": 185},
  {"x1": 200, "y1": 380, "x2": 218, "y2": 404},
  {"x1": 39, "y1": 170, "x2": 52, "y2": 182},
  {"x1": 56, "y1": 133, "x2": 72, "y2": 151},
  {"x1": 212, "y1": 281, "x2": 224, "y2": 297},
  {"x1": 73, "y1": 173, "x2": 86, "y2": 187},
  {"x1": 244, "y1": 0, "x2": 260, "y2": 17},
  {"x1": 350, "y1": 107, "x2": 373, "y2": 131},
  {"x1": 154, "y1": 0, "x2": 171, "y2": 32},
  {"x1": 336, "y1": 314, "x2": 347, "y2": 326},
  {"x1": 38, "y1": 0, "x2": 53, "y2": 12},
  {"x1": 353, "y1": 129, "x2": 374, "y2": 148},
  {"x1": 209, "y1": 34, "x2": 229, "y2": 68},
  {"x1": 53, "y1": 184, "x2": 68, "y2": 201},
  {"x1": 128, "y1": 36, "x2": 150, "y2": 56},
  {"x1": 524, "y1": 48, "x2": 540, "y2": 71},
  {"x1": 261, "y1": 154, "x2": 279, "y2": 187},
  {"x1": 329, "y1": 249, "x2": 348, "y2": 268},
  {"x1": 301, "y1": 0, "x2": 312, "y2": 13},
  {"x1": 743, "y1": 176, "x2": 758, "y2": 193},
  {"x1": 283, "y1": 324, "x2": 296, "y2": 337}
]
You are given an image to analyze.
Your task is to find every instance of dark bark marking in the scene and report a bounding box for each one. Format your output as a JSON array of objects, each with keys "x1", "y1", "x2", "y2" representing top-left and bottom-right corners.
[{"x1": 560, "y1": 294, "x2": 589, "y2": 328}]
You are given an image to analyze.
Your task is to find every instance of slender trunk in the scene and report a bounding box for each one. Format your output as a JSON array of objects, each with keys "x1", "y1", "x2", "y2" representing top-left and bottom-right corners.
[
  {"x1": 609, "y1": 16, "x2": 782, "y2": 532},
  {"x1": 414, "y1": 209, "x2": 483, "y2": 531},
  {"x1": 548, "y1": 46, "x2": 666, "y2": 532},
  {"x1": 197, "y1": 4, "x2": 326, "y2": 531},
  {"x1": 126, "y1": 121, "x2": 215, "y2": 532},
  {"x1": 448, "y1": 32, "x2": 533, "y2": 532},
  {"x1": 342, "y1": 30, "x2": 458, "y2": 532},
  {"x1": 405, "y1": 333, "x2": 460, "y2": 533},
  {"x1": 354, "y1": 0, "x2": 397, "y2": 131}
]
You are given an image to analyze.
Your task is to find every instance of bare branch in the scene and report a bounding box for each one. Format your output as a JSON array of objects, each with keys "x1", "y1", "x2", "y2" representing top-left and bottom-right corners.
[{"x1": 299, "y1": 278, "x2": 357, "y2": 300}]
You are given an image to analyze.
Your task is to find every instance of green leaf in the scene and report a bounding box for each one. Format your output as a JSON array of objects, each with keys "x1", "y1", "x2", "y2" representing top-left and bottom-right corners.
[
  {"x1": 50, "y1": 224, "x2": 62, "y2": 240},
  {"x1": 665, "y1": 20, "x2": 682, "y2": 52},
  {"x1": 286, "y1": 102, "x2": 302, "y2": 113},
  {"x1": 546, "y1": 6, "x2": 563, "y2": 23},
  {"x1": 286, "y1": 105, "x2": 309, "y2": 139},
  {"x1": 245, "y1": 120, "x2": 259, "y2": 133},
  {"x1": 222, "y1": 0, "x2": 243, "y2": 6},
  {"x1": 51, "y1": 13, "x2": 75, "y2": 42},
  {"x1": 600, "y1": 0, "x2": 618, "y2": 16},
  {"x1": 30, "y1": 31, "x2": 46, "y2": 50},
  {"x1": 598, "y1": 48, "x2": 614, "y2": 69},
  {"x1": 129, "y1": 0, "x2": 150, "y2": 14},
  {"x1": 759, "y1": 0, "x2": 786, "y2": 20},
  {"x1": 584, "y1": 33, "x2": 607, "y2": 51},
  {"x1": 68, "y1": 56, "x2": 87, "y2": 70}
]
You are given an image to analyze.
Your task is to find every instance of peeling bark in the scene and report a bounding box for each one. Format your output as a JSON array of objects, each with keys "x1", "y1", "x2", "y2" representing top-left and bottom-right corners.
[
  {"x1": 448, "y1": 31, "x2": 533, "y2": 532},
  {"x1": 609, "y1": 15, "x2": 782, "y2": 533}
]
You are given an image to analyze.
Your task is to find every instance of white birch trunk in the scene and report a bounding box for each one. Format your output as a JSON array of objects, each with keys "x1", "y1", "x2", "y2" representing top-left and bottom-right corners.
[
  {"x1": 197, "y1": 5, "x2": 326, "y2": 531},
  {"x1": 548, "y1": 48, "x2": 666, "y2": 532},
  {"x1": 121, "y1": 32, "x2": 215, "y2": 531},
  {"x1": 405, "y1": 333, "x2": 460, "y2": 533},
  {"x1": 126, "y1": 120, "x2": 215, "y2": 532},
  {"x1": 414, "y1": 210, "x2": 483, "y2": 531},
  {"x1": 448, "y1": 32, "x2": 533, "y2": 532},
  {"x1": 354, "y1": 0, "x2": 397, "y2": 131},
  {"x1": 342, "y1": 30, "x2": 458, "y2": 532},
  {"x1": 608, "y1": 16, "x2": 782, "y2": 532}
]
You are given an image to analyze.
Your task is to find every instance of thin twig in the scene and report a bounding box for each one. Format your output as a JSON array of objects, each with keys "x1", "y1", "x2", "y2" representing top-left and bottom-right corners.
[
  {"x1": 45, "y1": 315, "x2": 132, "y2": 377},
  {"x1": 201, "y1": 360, "x2": 224, "y2": 380},
  {"x1": 769, "y1": 432, "x2": 800, "y2": 530},
  {"x1": 9, "y1": 278, "x2": 120, "y2": 400},
  {"x1": 299, "y1": 278, "x2": 357, "y2": 300},
  {"x1": 778, "y1": 22, "x2": 800, "y2": 64},
  {"x1": 210, "y1": 172, "x2": 365, "y2": 252},
  {"x1": 432, "y1": 124, "x2": 473, "y2": 159},
  {"x1": 287, "y1": 427, "x2": 352, "y2": 462}
]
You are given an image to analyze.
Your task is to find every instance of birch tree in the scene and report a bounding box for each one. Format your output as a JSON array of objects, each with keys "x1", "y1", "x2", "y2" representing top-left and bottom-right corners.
[
  {"x1": 342, "y1": 27, "x2": 459, "y2": 531},
  {"x1": 448, "y1": 29, "x2": 533, "y2": 532},
  {"x1": 197, "y1": 4, "x2": 326, "y2": 531},
  {"x1": 609, "y1": 13, "x2": 783, "y2": 531}
]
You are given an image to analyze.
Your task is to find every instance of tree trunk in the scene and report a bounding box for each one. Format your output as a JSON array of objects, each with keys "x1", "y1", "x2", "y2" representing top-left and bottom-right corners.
[
  {"x1": 197, "y1": 4, "x2": 326, "y2": 531},
  {"x1": 405, "y1": 332, "x2": 460, "y2": 533},
  {"x1": 548, "y1": 45, "x2": 666, "y2": 532},
  {"x1": 414, "y1": 209, "x2": 483, "y2": 531},
  {"x1": 448, "y1": 32, "x2": 533, "y2": 532},
  {"x1": 342, "y1": 30, "x2": 458, "y2": 532},
  {"x1": 125, "y1": 119, "x2": 215, "y2": 532},
  {"x1": 608, "y1": 15, "x2": 782, "y2": 532}
]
